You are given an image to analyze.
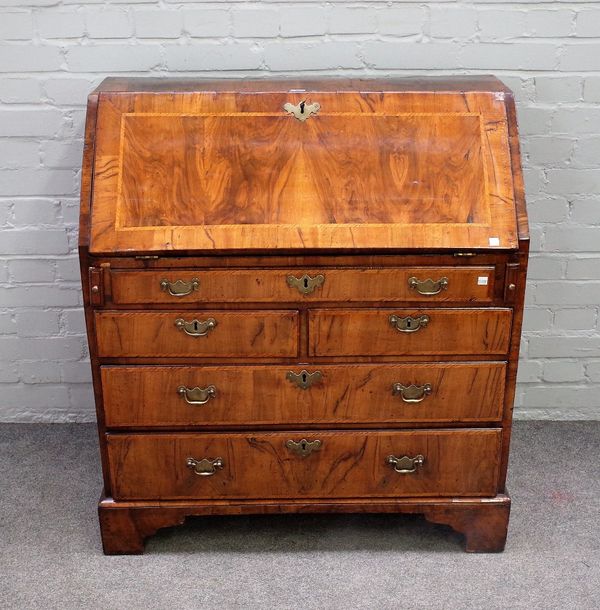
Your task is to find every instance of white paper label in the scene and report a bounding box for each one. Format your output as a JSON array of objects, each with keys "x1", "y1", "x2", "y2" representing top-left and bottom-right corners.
[
  {"x1": 477, "y1": 276, "x2": 489, "y2": 286},
  {"x1": 489, "y1": 237, "x2": 500, "y2": 246}
]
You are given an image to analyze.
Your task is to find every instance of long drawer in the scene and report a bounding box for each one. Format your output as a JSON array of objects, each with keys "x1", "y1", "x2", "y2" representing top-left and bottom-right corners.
[
  {"x1": 109, "y1": 267, "x2": 496, "y2": 304},
  {"x1": 94, "y1": 310, "x2": 299, "y2": 358},
  {"x1": 107, "y1": 429, "x2": 502, "y2": 501},
  {"x1": 309, "y1": 308, "x2": 512, "y2": 356},
  {"x1": 101, "y1": 363, "x2": 506, "y2": 427}
]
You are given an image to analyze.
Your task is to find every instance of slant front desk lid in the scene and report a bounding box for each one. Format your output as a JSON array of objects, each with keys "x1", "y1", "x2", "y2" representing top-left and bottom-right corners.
[{"x1": 88, "y1": 78, "x2": 520, "y2": 254}]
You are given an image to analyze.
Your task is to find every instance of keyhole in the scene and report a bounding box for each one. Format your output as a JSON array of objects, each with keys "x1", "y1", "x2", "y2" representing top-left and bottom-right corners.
[
  {"x1": 193, "y1": 321, "x2": 199, "y2": 332},
  {"x1": 406, "y1": 319, "x2": 412, "y2": 329},
  {"x1": 300, "y1": 101, "x2": 305, "y2": 114},
  {"x1": 302, "y1": 372, "x2": 307, "y2": 384},
  {"x1": 301, "y1": 441, "x2": 307, "y2": 450},
  {"x1": 303, "y1": 277, "x2": 309, "y2": 289}
]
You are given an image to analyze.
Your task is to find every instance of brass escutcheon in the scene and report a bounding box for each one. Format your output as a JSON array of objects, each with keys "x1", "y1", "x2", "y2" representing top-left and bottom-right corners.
[
  {"x1": 178, "y1": 385, "x2": 217, "y2": 405},
  {"x1": 160, "y1": 278, "x2": 200, "y2": 297},
  {"x1": 186, "y1": 457, "x2": 224, "y2": 476},
  {"x1": 286, "y1": 369, "x2": 323, "y2": 390},
  {"x1": 287, "y1": 273, "x2": 325, "y2": 295},
  {"x1": 283, "y1": 100, "x2": 320, "y2": 122},
  {"x1": 174, "y1": 317, "x2": 217, "y2": 337},
  {"x1": 392, "y1": 383, "x2": 432, "y2": 403},
  {"x1": 285, "y1": 438, "x2": 322, "y2": 458},
  {"x1": 408, "y1": 276, "x2": 449, "y2": 296},
  {"x1": 389, "y1": 314, "x2": 430, "y2": 333},
  {"x1": 386, "y1": 454, "x2": 425, "y2": 474}
]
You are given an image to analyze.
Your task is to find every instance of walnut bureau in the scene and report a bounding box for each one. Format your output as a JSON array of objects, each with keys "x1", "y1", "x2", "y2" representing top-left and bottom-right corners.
[{"x1": 79, "y1": 77, "x2": 528, "y2": 554}]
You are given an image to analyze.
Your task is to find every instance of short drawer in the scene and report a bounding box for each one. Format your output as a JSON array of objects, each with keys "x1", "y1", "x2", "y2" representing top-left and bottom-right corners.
[
  {"x1": 101, "y1": 362, "x2": 506, "y2": 427},
  {"x1": 107, "y1": 429, "x2": 502, "y2": 501},
  {"x1": 309, "y1": 308, "x2": 512, "y2": 357},
  {"x1": 95, "y1": 310, "x2": 299, "y2": 358},
  {"x1": 109, "y1": 266, "x2": 496, "y2": 304}
]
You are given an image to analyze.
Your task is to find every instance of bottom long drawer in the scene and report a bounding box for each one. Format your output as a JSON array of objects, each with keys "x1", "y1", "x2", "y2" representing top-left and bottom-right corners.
[{"x1": 107, "y1": 430, "x2": 501, "y2": 501}]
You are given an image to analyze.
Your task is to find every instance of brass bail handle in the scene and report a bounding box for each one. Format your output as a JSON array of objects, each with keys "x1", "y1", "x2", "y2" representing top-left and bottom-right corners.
[
  {"x1": 386, "y1": 454, "x2": 425, "y2": 474},
  {"x1": 408, "y1": 277, "x2": 449, "y2": 296},
  {"x1": 160, "y1": 278, "x2": 200, "y2": 297},
  {"x1": 392, "y1": 383, "x2": 432, "y2": 403},
  {"x1": 177, "y1": 385, "x2": 217, "y2": 405},
  {"x1": 389, "y1": 314, "x2": 430, "y2": 333},
  {"x1": 174, "y1": 317, "x2": 217, "y2": 337},
  {"x1": 186, "y1": 457, "x2": 224, "y2": 476}
]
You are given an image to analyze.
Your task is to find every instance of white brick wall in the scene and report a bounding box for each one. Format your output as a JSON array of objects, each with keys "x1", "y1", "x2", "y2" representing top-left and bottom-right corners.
[{"x1": 0, "y1": 1, "x2": 599, "y2": 422}]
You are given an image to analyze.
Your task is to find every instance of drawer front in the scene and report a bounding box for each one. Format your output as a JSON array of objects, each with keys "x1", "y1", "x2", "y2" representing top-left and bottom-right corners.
[
  {"x1": 107, "y1": 430, "x2": 502, "y2": 500},
  {"x1": 109, "y1": 267, "x2": 496, "y2": 305},
  {"x1": 102, "y1": 363, "x2": 506, "y2": 427},
  {"x1": 309, "y1": 308, "x2": 512, "y2": 357},
  {"x1": 95, "y1": 311, "x2": 299, "y2": 358}
]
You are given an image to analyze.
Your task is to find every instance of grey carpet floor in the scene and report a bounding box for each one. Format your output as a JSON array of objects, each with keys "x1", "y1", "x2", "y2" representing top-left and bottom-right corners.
[{"x1": 0, "y1": 422, "x2": 598, "y2": 610}]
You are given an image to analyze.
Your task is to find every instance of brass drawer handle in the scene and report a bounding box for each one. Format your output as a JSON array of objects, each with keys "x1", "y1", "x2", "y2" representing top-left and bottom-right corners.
[
  {"x1": 178, "y1": 385, "x2": 217, "y2": 405},
  {"x1": 175, "y1": 317, "x2": 217, "y2": 337},
  {"x1": 285, "y1": 438, "x2": 322, "y2": 457},
  {"x1": 186, "y1": 457, "x2": 224, "y2": 476},
  {"x1": 160, "y1": 278, "x2": 200, "y2": 297},
  {"x1": 408, "y1": 276, "x2": 448, "y2": 296},
  {"x1": 392, "y1": 383, "x2": 432, "y2": 403},
  {"x1": 386, "y1": 454, "x2": 425, "y2": 474},
  {"x1": 286, "y1": 369, "x2": 323, "y2": 390},
  {"x1": 389, "y1": 314, "x2": 429, "y2": 333},
  {"x1": 287, "y1": 273, "x2": 324, "y2": 295}
]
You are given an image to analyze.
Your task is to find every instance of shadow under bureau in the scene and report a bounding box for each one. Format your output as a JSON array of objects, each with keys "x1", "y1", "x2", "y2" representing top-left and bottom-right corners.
[{"x1": 79, "y1": 76, "x2": 528, "y2": 554}]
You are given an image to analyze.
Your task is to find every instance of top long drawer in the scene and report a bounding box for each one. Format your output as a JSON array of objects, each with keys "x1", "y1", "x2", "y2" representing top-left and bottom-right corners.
[{"x1": 108, "y1": 267, "x2": 497, "y2": 305}]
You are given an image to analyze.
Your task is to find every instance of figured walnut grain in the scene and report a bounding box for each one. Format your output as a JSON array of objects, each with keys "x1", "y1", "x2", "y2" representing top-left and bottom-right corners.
[{"x1": 101, "y1": 362, "x2": 506, "y2": 428}]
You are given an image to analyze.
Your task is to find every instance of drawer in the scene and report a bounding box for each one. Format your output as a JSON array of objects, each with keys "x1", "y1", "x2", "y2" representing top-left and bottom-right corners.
[
  {"x1": 95, "y1": 310, "x2": 299, "y2": 358},
  {"x1": 102, "y1": 362, "x2": 506, "y2": 427},
  {"x1": 107, "y1": 429, "x2": 502, "y2": 500},
  {"x1": 109, "y1": 267, "x2": 496, "y2": 305},
  {"x1": 309, "y1": 308, "x2": 512, "y2": 357}
]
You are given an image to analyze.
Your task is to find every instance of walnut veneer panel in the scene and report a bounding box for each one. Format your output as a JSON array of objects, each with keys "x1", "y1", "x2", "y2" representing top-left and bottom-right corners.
[
  {"x1": 107, "y1": 429, "x2": 502, "y2": 500},
  {"x1": 110, "y1": 266, "x2": 496, "y2": 305},
  {"x1": 101, "y1": 362, "x2": 506, "y2": 427},
  {"x1": 309, "y1": 308, "x2": 512, "y2": 356},
  {"x1": 90, "y1": 89, "x2": 517, "y2": 253},
  {"x1": 95, "y1": 310, "x2": 299, "y2": 358}
]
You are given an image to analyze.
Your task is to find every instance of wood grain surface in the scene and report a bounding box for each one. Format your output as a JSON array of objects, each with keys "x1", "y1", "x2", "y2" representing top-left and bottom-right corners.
[
  {"x1": 89, "y1": 88, "x2": 517, "y2": 254},
  {"x1": 106, "y1": 429, "x2": 501, "y2": 500},
  {"x1": 101, "y1": 362, "x2": 506, "y2": 427},
  {"x1": 95, "y1": 310, "x2": 299, "y2": 358},
  {"x1": 118, "y1": 114, "x2": 485, "y2": 227},
  {"x1": 98, "y1": 493, "x2": 511, "y2": 554},
  {"x1": 109, "y1": 266, "x2": 496, "y2": 304},
  {"x1": 309, "y1": 308, "x2": 512, "y2": 356}
]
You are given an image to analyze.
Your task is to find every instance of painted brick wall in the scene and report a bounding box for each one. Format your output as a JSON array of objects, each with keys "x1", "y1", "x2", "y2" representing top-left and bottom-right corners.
[{"x1": 1, "y1": 1, "x2": 599, "y2": 422}]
